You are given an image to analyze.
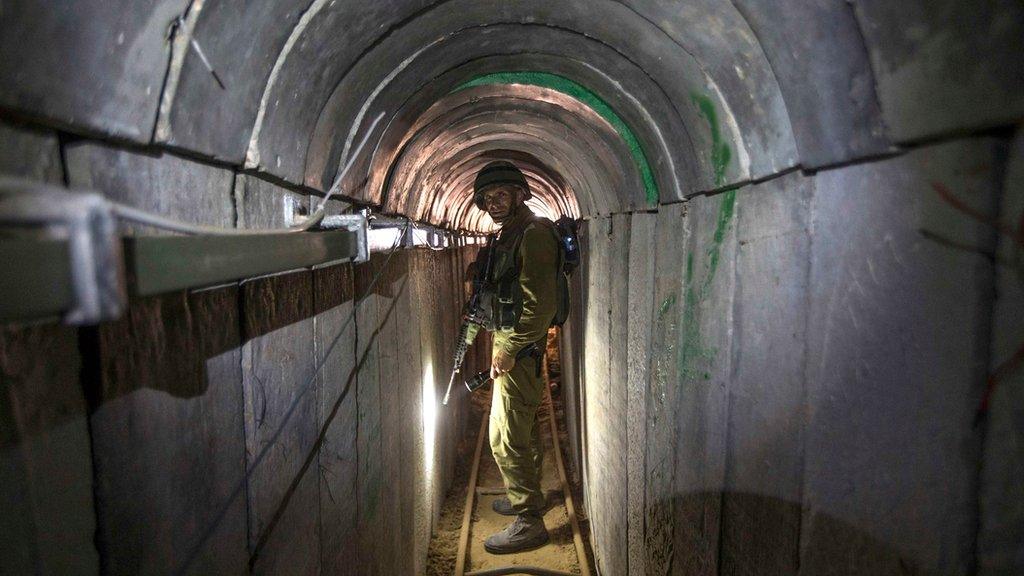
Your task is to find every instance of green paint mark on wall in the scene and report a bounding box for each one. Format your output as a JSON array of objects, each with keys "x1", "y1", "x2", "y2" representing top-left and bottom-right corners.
[
  {"x1": 675, "y1": 93, "x2": 737, "y2": 379},
  {"x1": 702, "y1": 189, "x2": 737, "y2": 298},
  {"x1": 657, "y1": 293, "x2": 677, "y2": 318},
  {"x1": 677, "y1": 190, "x2": 737, "y2": 380},
  {"x1": 455, "y1": 72, "x2": 659, "y2": 206},
  {"x1": 691, "y1": 93, "x2": 732, "y2": 187}
]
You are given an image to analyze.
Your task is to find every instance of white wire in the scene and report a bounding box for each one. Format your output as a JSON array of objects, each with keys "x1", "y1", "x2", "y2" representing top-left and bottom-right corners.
[
  {"x1": 110, "y1": 203, "x2": 282, "y2": 236},
  {"x1": 318, "y1": 111, "x2": 385, "y2": 213},
  {"x1": 111, "y1": 111, "x2": 386, "y2": 236}
]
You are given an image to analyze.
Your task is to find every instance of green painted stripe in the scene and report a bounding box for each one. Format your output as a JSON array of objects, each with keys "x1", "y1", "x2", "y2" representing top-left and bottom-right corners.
[
  {"x1": 455, "y1": 72, "x2": 659, "y2": 206},
  {"x1": 690, "y1": 93, "x2": 732, "y2": 187}
]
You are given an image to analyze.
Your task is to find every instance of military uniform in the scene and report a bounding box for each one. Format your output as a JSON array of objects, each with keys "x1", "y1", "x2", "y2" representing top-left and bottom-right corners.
[
  {"x1": 486, "y1": 207, "x2": 559, "y2": 515},
  {"x1": 470, "y1": 160, "x2": 562, "y2": 553}
]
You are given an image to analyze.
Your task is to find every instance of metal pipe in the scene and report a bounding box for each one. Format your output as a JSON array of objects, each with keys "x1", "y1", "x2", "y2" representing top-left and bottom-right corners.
[
  {"x1": 0, "y1": 180, "x2": 367, "y2": 324},
  {"x1": 127, "y1": 229, "x2": 358, "y2": 296}
]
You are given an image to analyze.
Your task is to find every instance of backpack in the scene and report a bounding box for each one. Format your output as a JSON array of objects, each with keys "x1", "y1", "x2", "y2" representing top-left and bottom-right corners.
[
  {"x1": 549, "y1": 216, "x2": 580, "y2": 326},
  {"x1": 553, "y1": 216, "x2": 581, "y2": 276}
]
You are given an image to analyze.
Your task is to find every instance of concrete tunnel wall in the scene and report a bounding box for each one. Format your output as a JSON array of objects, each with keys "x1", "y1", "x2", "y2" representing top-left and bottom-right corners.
[
  {"x1": 1, "y1": 136, "x2": 489, "y2": 574},
  {"x1": 1, "y1": 1, "x2": 1023, "y2": 575},
  {"x1": 1, "y1": 127, "x2": 489, "y2": 575}
]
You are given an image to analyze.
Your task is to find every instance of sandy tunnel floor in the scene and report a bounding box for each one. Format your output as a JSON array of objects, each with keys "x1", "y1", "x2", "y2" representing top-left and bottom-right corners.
[{"x1": 427, "y1": 377, "x2": 590, "y2": 575}]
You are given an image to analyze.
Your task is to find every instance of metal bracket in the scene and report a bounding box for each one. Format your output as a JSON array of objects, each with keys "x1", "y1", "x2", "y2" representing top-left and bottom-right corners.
[
  {"x1": 365, "y1": 212, "x2": 452, "y2": 250},
  {"x1": 422, "y1": 227, "x2": 448, "y2": 250},
  {"x1": 0, "y1": 178, "x2": 125, "y2": 325},
  {"x1": 320, "y1": 214, "x2": 369, "y2": 263},
  {"x1": 369, "y1": 214, "x2": 414, "y2": 245}
]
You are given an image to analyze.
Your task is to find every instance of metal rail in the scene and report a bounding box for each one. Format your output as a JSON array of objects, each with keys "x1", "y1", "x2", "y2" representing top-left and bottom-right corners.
[
  {"x1": 0, "y1": 179, "x2": 371, "y2": 325},
  {"x1": 0, "y1": 228, "x2": 361, "y2": 324},
  {"x1": 127, "y1": 229, "x2": 357, "y2": 296},
  {"x1": 455, "y1": 407, "x2": 491, "y2": 576},
  {"x1": 453, "y1": 364, "x2": 591, "y2": 576},
  {"x1": 465, "y1": 567, "x2": 574, "y2": 576},
  {"x1": 0, "y1": 238, "x2": 73, "y2": 323}
]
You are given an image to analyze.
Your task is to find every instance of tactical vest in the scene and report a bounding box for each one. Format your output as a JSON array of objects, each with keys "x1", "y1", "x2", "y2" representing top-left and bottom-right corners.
[{"x1": 470, "y1": 216, "x2": 571, "y2": 332}]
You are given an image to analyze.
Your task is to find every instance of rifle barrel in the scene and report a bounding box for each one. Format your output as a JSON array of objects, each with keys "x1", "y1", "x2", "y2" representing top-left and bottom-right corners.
[{"x1": 442, "y1": 369, "x2": 458, "y2": 405}]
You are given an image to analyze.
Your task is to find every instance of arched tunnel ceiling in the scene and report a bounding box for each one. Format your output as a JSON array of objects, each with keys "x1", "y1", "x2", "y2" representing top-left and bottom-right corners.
[
  {"x1": 307, "y1": 49, "x2": 691, "y2": 205},
  {"x1": 378, "y1": 84, "x2": 636, "y2": 232},
  {"x1": 192, "y1": 0, "x2": 803, "y2": 197},
  {"x1": 3, "y1": 0, "x2": 1023, "y2": 228},
  {"x1": 251, "y1": 0, "x2": 789, "y2": 196}
]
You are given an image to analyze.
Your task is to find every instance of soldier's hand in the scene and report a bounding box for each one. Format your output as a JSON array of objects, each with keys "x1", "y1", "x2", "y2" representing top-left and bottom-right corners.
[{"x1": 491, "y1": 349, "x2": 516, "y2": 379}]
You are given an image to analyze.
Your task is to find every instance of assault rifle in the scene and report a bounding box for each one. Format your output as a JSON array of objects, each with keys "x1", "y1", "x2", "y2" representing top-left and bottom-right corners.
[
  {"x1": 442, "y1": 245, "x2": 493, "y2": 406},
  {"x1": 441, "y1": 291, "x2": 487, "y2": 405}
]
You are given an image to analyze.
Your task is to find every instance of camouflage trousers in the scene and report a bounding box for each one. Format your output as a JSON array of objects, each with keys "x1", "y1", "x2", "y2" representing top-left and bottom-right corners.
[{"x1": 489, "y1": 353, "x2": 546, "y2": 515}]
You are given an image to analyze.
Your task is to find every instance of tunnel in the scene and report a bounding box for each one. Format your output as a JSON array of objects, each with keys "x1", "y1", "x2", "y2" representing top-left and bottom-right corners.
[{"x1": 1, "y1": 1, "x2": 1023, "y2": 575}]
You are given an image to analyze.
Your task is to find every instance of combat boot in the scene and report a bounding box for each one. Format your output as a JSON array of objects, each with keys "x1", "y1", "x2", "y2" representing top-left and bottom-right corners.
[
  {"x1": 492, "y1": 496, "x2": 516, "y2": 516},
  {"x1": 484, "y1": 513, "x2": 549, "y2": 554},
  {"x1": 492, "y1": 496, "x2": 548, "y2": 516}
]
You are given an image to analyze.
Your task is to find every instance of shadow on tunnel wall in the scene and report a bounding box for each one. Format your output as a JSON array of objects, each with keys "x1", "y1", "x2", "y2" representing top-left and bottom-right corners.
[
  {"x1": 0, "y1": 247, "x2": 434, "y2": 574},
  {"x1": 647, "y1": 491, "x2": 925, "y2": 576},
  {"x1": 87, "y1": 255, "x2": 410, "y2": 575},
  {"x1": 82, "y1": 286, "x2": 240, "y2": 405},
  {"x1": 79, "y1": 262, "x2": 407, "y2": 407},
  {"x1": 1, "y1": 321, "x2": 99, "y2": 573},
  {"x1": 0, "y1": 234, "x2": 488, "y2": 575},
  {"x1": 178, "y1": 266, "x2": 404, "y2": 575}
]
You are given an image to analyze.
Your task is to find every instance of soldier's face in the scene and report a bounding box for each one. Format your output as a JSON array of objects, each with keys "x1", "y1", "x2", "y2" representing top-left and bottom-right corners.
[{"x1": 482, "y1": 185, "x2": 522, "y2": 223}]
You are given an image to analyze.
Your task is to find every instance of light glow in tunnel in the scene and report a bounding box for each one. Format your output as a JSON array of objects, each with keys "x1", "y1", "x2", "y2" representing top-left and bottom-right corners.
[
  {"x1": 362, "y1": 80, "x2": 646, "y2": 233},
  {"x1": 422, "y1": 359, "x2": 437, "y2": 486}
]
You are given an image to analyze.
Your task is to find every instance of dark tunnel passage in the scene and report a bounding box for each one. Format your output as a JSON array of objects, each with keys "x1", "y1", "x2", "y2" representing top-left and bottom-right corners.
[{"x1": 1, "y1": 1, "x2": 1023, "y2": 575}]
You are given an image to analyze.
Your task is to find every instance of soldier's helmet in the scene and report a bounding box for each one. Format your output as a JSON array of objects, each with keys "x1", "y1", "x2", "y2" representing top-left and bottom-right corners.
[{"x1": 473, "y1": 161, "x2": 531, "y2": 209}]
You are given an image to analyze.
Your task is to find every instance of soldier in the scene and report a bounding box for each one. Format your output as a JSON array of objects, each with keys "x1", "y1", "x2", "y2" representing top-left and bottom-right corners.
[{"x1": 473, "y1": 160, "x2": 560, "y2": 554}]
